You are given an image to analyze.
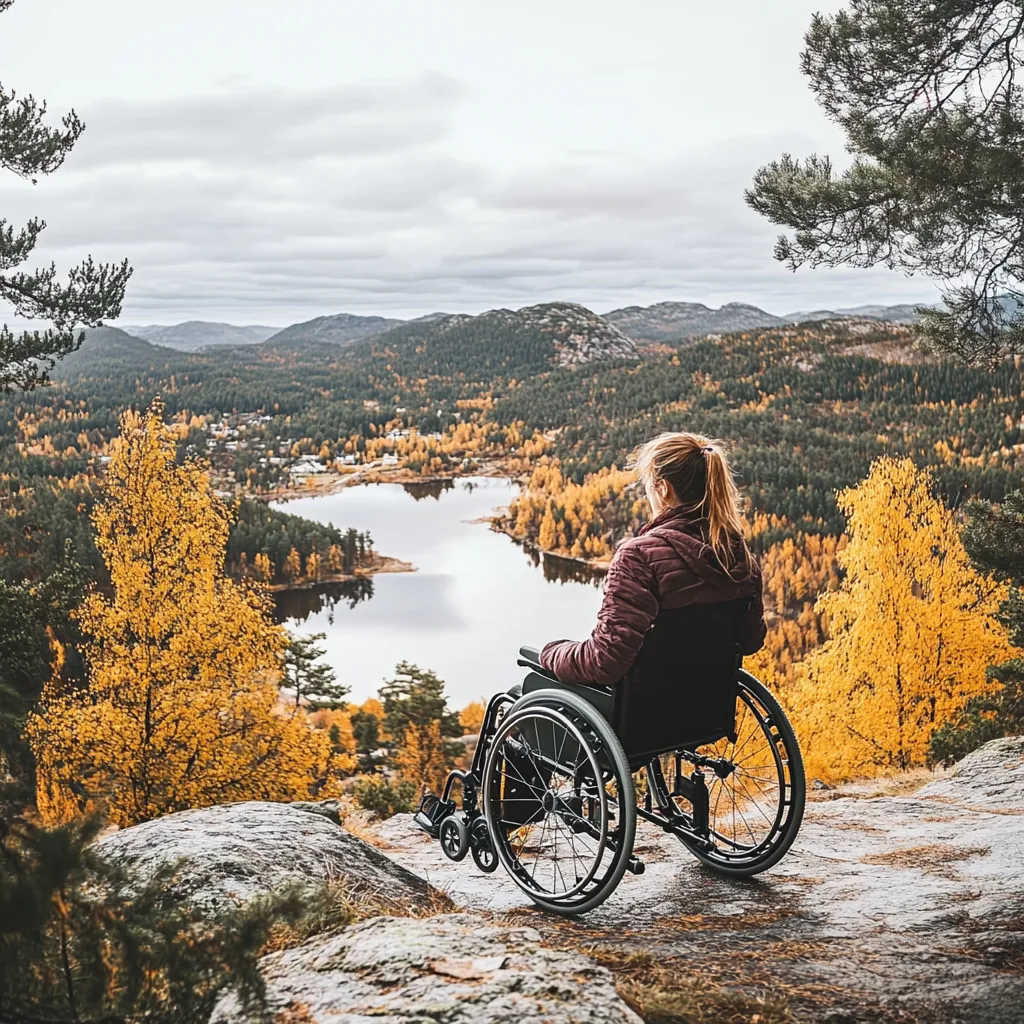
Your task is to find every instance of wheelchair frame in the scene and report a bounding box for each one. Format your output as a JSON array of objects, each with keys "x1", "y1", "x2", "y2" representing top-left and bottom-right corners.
[{"x1": 414, "y1": 661, "x2": 806, "y2": 915}]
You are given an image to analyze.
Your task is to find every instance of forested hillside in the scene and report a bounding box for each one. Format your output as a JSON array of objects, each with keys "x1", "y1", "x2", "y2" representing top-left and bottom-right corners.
[
  {"x1": 499, "y1": 320, "x2": 1021, "y2": 541},
  {"x1": 10, "y1": 312, "x2": 1021, "y2": 786},
  {"x1": 7, "y1": 317, "x2": 1021, "y2": 555}
]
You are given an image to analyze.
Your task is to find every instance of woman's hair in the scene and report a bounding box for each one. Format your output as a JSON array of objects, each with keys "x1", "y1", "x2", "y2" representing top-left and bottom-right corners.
[{"x1": 632, "y1": 432, "x2": 747, "y2": 569}]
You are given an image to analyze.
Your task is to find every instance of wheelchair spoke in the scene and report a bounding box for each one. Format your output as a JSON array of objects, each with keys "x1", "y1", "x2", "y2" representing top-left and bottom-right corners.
[
  {"x1": 531, "y1": 811, "x2": 551, "y2": 885},
  {"x1": 498, "y1": 760, "x2": 548, "y2": 801},
  {"x1": 483, "y1": 703, "x2": 618, "y2": 902},
  {"x1": 650, "y1": 679, "x2": 800, "y2": 863}
]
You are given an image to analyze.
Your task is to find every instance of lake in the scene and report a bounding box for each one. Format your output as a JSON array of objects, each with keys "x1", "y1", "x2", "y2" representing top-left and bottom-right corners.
[{"x1": 272, "y1": 477, "x2": 604, "y2": 707}]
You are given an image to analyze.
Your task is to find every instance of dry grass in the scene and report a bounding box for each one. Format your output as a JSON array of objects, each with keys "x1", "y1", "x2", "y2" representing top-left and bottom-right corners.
[
  {"x1": 860, "y1": 843, "x2": 990, "y2": 879},
  {"x1": 807, "y1": 767, "x2": 945, "y2": 802},
  {"x1": 340, "y1": 813, "x2": 402, "y2": 850},
  {"x1": 260, "y1": 872, "x2": 455, "y2": 955},
  {"x1": 589, "y1": 948, "x2": 796, "y2": 1024},
  {"x1": 820, "y1": 819, "x2": 888, "y2": 834},
  {"x1": 655, "y1": 909, "x2": 799, "y2": 935},
  {"x1": 274, "y1": 1004, "x2": 318, "y2": 1024},
  {"x1": 922, "y1": 795, "x2": 1024, "y2": 816},
  {"x1": 944, "y1": 943, "x2": 1024, "y2": 975}
]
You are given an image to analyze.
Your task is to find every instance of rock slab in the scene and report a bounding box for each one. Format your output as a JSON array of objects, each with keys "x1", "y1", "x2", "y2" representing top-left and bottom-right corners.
[
  {"x1": 375, "y1": 738, "x2": 1024, "y2": 1024},
  {"x1": 95, "y1": 800, "x2": 437, "y2": 914},
  {"x1": 211, "y1": 913, "x2": 643, "y2": 1024}
]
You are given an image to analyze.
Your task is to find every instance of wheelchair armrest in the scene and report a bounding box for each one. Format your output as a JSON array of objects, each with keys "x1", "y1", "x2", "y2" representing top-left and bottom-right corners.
[{"x1": 517, "y1": 645, "x2": 559, "y2": 681}]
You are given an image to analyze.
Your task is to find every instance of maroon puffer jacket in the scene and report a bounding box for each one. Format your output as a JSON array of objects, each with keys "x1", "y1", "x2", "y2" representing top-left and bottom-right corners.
[{"x1": 540, "y1": 505, "x2": 766, "y2": 686}]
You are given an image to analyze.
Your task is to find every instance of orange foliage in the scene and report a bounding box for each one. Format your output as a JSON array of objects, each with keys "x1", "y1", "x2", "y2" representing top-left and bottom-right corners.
[{"x1": 28, "y1": 403, "x2": 347, "y2": 827}]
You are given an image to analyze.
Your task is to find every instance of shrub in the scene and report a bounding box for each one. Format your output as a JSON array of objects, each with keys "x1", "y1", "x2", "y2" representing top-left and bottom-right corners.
[
  {"x1": 929, "y1": 662, "x2": 1024, "y2": 766},
  {"x1": 353, "y1": 776, "x2": 418, "y2": 819}
]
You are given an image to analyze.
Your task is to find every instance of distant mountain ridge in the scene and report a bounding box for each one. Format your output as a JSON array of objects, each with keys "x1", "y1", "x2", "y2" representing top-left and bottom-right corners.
[
  {"x1": 603, "y1": 301, "x2": 786, "y2": 342},
  {"x1": 603, "y1": 300, "x2": 927, "y2": 343},
  {"x1": 348, "y1": 301, "x2": 638, "y2": 375},
  {"x1": 266, "y1": 313, "x2": 405, "y2": 347},
  {"x1": 96, "y1": 297, "x2": 935, "y2": 359},
  {"x1": 783, "y1": 303, "x2": 923, "y2": 324},
  {"x1": 125, "y1": 322, "x2": 279, "y2": 351}
]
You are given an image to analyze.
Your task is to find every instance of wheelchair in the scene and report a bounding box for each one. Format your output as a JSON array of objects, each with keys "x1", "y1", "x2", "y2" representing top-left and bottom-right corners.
[{"x1": 413, "y1": 598, "x2": 805, "y2": 915}]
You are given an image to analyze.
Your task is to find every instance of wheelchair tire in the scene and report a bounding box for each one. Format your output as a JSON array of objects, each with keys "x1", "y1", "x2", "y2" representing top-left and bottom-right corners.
[
  {"x1": 469, "y1": 816, "x2": 499, "y2": 873},
  {"x1": 439, "y1": 814, "x2": 469, "y2": 862},
  {"x1": 653, "y1": 670, "x2": 805, "y2": 877},
  {"x1": 482, "y1": 687, "x2": 635, "y2": 915}
]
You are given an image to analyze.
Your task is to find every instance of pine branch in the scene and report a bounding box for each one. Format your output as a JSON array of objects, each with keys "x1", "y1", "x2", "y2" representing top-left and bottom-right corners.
[
  {"x1": 0, "y1": 0, "x2": 132, "y2": 392},
  {"x1": 747, "y1": 0, "x2": 1024, "y2": 362}
]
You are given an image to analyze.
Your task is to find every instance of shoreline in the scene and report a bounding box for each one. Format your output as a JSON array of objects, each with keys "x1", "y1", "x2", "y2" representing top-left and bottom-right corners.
[
  {"x1": 265, "y1": 459, "x2": 520, "y2": 505},
  {"x1": 268, "y1": 553, "x2": 416, "y2": 593},
  {"x1": 488, "y1": 519, "x2": 613, "y2": 575},
  {"x1": 260, "y1": 463, "x2": 612, "y2": 580}
]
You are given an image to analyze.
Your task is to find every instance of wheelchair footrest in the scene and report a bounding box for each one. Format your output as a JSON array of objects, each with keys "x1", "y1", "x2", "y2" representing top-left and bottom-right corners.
[{"x1": 412, "y1": 793, "x2": 456, "y2": 839}]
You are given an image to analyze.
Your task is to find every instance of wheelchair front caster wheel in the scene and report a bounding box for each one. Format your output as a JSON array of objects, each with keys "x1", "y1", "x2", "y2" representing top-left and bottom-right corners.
[
  {"x1": 470, "y1": 817, "x2": 498, "y2": 873},
  {"x1": 439, "y1": 814, "x2": 469, "y2": 861}
]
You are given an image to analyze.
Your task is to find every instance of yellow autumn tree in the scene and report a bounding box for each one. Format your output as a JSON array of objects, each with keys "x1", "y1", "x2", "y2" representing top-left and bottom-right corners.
[
  {"x1": 459, "y1": 700, "x2": 486, "y2": 734},
  {"x1": 794, "y1": 457, "x2": 1016, "y2": 782},
  {"x1": 394, "y1": 720, "x2": 450, "y2": 796},
  {"x1": 537, "y1": 507, "x2": 558, "y2": 551},
  {"x1": 254, "y1": 551, "x2": 273, "y2": 581},
  {"x1": 28, "y1": 402, "x2": 340, "y2": 827},
  {"x1": 283, "y1": 547, "x2": 302, "y2": 581},
  {"x1": 328, "y1": 544, "x2": 343, "y2": 572},
  {"x1": 306, "y1": 550, "x2": 322, "y2": 581}
]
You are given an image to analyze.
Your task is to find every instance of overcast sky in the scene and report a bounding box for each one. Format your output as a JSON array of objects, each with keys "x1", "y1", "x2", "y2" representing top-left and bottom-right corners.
[{"x1": 0, "y1": 0, "x2": 936, "y2": 326}]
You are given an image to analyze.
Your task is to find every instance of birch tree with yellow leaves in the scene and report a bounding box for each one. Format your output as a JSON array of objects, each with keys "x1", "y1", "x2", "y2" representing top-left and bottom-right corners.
[
  {"x1": 795, "y1": 458, "x2": 1017, "y2": 782},
  {"x1": 28, "y1": 402, "x2": 340, "y2": 827}
]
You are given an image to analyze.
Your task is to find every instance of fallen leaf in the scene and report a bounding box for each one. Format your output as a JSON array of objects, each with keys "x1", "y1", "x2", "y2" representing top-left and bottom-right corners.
[{"x1": 429, "y1": 956, "x2": 508, "y2": 979}]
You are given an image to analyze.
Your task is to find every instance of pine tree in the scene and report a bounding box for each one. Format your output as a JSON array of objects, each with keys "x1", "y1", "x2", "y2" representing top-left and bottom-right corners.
[
  {"x1": 796, "y1": 458, "x2": 1017, "y2": 781},
  {"x1": 0, "y1": 807, "x2": 324, "y2": 1023},
  {"x1": 349, "y1": 708, "x2": 381, "y2": 773},
  {"x1": 0, "y1": 0, "x2": 132, "y2": 392},
  {"x1": 281, "y1": 632, "x2": 349, "y2": 711},
  {"x1": 27, "y1": 403, "x2": 338, "y2": 827},
  {"x1": 0, "y1": 547, "x2": 84, "y2": 810},
  {"x1": 379, "y1": 663, "x2": 463, "y2": 793},
  {"x1": 746, "y1": 1, "x2": 1024, "y2": 364}
]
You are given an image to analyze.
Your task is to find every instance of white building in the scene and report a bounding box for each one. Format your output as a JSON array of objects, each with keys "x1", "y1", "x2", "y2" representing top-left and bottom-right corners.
[{"x1": 289, "y1": 457, "x2": 327, "y2": 479}]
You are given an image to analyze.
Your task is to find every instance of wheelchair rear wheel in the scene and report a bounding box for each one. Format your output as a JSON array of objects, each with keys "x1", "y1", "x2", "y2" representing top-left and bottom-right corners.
[
  {"x1": 482, "y1": 688, "x2": 635, "y2": 915},
  {"x1": 650, "y1": 670, "x2": 805, "y2": 876}
]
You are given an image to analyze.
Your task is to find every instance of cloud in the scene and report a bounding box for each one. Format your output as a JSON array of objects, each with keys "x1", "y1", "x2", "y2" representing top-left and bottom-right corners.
[
  {"x1": 67, "y1": 73, "x2": 465, "y2": 169},
  {"x1": 0, "y1": 75, "x2": 933, "y2": 324}
]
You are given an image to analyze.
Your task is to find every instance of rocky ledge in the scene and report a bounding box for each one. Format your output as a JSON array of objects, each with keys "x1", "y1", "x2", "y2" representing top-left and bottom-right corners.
[
  {"x1": 211, "y1": 914, "x2": 641, "y2": 1024},
  {"x1": 95, "y1": 800, "x2": 437, "y2": 913},
  {"x1": 375, "y1": 736, "x2": 1024, "y2": 1024},
  {"x1": 93, "y1": 738, "x2": 1024, "y2": 1024}
]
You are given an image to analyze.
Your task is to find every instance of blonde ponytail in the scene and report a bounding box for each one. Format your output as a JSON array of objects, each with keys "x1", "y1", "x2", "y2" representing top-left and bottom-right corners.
[{"x1": 632, "y1": 432, "x2": 747, "y2": 570}]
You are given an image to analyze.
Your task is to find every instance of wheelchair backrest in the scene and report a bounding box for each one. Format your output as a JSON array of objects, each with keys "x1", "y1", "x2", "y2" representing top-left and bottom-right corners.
[{"x1": 615, "y1": 597, "x2": 747, "y2": 764}]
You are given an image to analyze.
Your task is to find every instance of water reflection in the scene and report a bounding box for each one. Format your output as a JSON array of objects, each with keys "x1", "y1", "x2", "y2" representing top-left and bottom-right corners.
[
  {"x1": 519, "y1": 545, "x2": 606, "y2": 588},
  {"x1": 401, "y1": 479, "x2": 455, "y2": 501},
  {"x1": 271, "y1": 478, "x2": 605, "y2": 704},
  {"x1": 274, "y1": 577, "x2": 374, "y2": 624}
]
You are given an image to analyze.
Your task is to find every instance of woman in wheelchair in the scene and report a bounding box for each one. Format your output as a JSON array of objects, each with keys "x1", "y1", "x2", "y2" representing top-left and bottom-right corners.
[{"x1": 414, "y1": 432, "x2": 805, "y2": 914}]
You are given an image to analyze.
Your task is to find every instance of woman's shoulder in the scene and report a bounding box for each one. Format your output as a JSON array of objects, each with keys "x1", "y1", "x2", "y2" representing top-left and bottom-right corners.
[
  {"x1": 612, "y1": 531, "x2": 651, "y2": 557},
  {"x1": 609, "y1": 531, "x2": 660, "y2": 576}
]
